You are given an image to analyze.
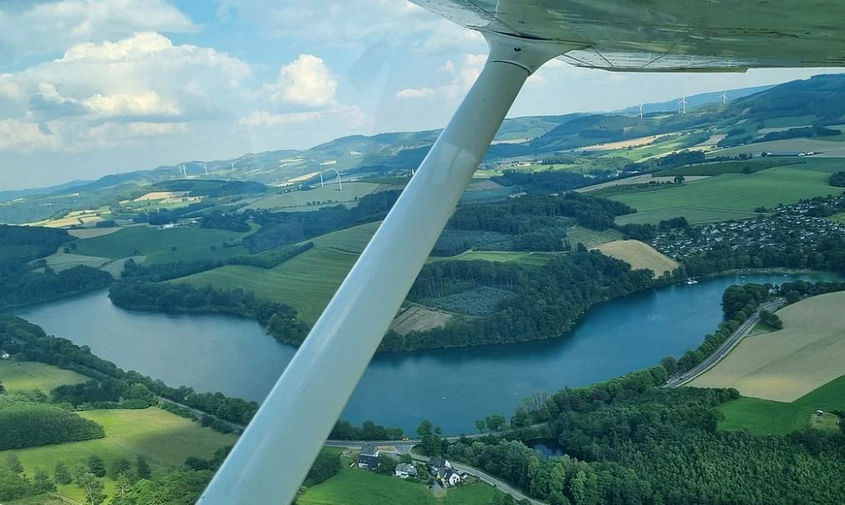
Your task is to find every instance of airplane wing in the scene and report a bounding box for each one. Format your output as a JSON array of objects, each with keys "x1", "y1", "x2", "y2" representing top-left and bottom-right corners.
[{"x1": 411, "y1": 0, "x2": 845, "y2": 71}]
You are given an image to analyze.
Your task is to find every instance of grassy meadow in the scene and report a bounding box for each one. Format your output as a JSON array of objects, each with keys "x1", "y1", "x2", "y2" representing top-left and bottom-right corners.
[
  {"x1": 176, "y1": 221, "x2": 381, "y2": 324},
  {"x1": 298, "y1": 463, "x2": 501, "y2": 505},
  {"x1": 690, "y1": 291, "x2": 845, "y2": 401},
  {"x1": 429, "y1": 250, "x2": 558, "y2": 266},
  {"x1": 567, "y1": 225, "x2": 624, "y2": 249},
  {"x1": 72, "y1": 225, "x2": 251, "y2": 264},
  {"x1": 0, "y1": 361, "x2": 88, "y2": 393},
  {"x1": 605, "y1": 160, "x2": 842, "y2": 224},
  {"x1": 244, "y1": 182, "x2": 385, "y2": 211},
  {"x1": 596, "y1": 240, "x2": 679, "y2": 276},
  {"x1": 717, "y1": 375, "x2": 845, "y2": 435}
]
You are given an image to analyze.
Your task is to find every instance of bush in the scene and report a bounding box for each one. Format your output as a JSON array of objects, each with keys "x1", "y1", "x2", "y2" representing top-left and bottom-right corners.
[{"x1": 0, "y1": 401, "x2": 104, "y2": 450}]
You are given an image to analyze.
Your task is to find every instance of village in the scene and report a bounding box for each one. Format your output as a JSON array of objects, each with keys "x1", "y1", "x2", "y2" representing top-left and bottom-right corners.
[
  {"x1": 651, "y1": 195, "x2": 845, "y2": 261},
  {"x1": 356, "y1": 444, "x2": 467, "y2": 490}
]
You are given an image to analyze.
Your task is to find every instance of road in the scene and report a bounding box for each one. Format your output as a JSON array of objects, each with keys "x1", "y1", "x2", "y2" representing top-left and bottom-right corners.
[{"x1": 666, "y1": 299, "x2": 784, "y2": 388}]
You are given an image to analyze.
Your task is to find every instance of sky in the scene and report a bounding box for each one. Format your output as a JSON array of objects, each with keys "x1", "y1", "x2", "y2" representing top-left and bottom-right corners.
[{"x1": 0, "y1": 0, "x2": 842, "y2": 191}]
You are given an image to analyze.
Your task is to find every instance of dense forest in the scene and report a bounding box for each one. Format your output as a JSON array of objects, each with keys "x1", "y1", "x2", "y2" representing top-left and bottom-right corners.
[
  {"x1": 381, "y1": 251, "x2": 657, "y2": 351},
  {"x1": 0, "y1": 399, "x2": 104, "y2": 450},
  {"x1": 831, "y1": 171, "x2": 845, "y2": 187}
]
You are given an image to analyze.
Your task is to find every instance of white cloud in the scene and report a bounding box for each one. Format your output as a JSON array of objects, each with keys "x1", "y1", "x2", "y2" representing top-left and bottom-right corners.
[
  {"x1": 241, "y1": 105, "x2": 365, "y2": 127},
  {"x1": 0, "y1": 0, "x2": 196, "y2": 64},
  {"x1": 0, "y1": 32, "x2": 252, "y2": 152},
  {"x1": 396, "y1": 54, "x2": 486, "y2": 100},
  {"x1": 268, "y1": 55, "x2": 337, "y2": 107},
  {"x1": 0, "y1": 119, "x2": 59, "y2": 151}
]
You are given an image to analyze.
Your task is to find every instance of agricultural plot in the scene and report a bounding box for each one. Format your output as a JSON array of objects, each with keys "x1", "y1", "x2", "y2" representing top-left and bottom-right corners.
[
  {"x1": 243, "y1": 182, "x2": 386, "y2": 211},
  {"x1": 690, "y1": 291, "x2": 845, "y2": 402},
  {"x1": 717, "y1": 375, "x2": 845, "y2": 435},
  {"x1": 430, "y1": 250, "x2": 557, "y2": 266},
  {"x1": 609, "y1": 161, "x2": 842, "y2": 224},
  {"x1": 0, "y1": 361, "x2": 87, "y2": 393},
  {"x1": 389, "y1": 305, "x2": 453, "y2": 335},
  {"x1": 832, "y1": 212, "x2": 845, "y2": 223},
  {"x1": 42, "y1": 250, "x2": 110, "y2": 272},
  {"x1": 7, "y1": 407, "x2": 236, "y2": 502},
  {"x1": 176, "y1": 221, "x2": 381, "y2": 324},
  {"x1": 420, "y1": 286, "x2": 515, "y2": 316},
  {"x1": 576, "y1": 174, "x2": 709, "y2": 193},
  {"x1": 712, "y1": 138, "x2": 845, "y2": 158},
  {"x1": 72, "y1": 225, "x2": 250, "y2": 264},
  {"x1": 566, "y1": 225, "x2": 624, "y2": 249},
  {"x1": 31, "y1": 209, "x2": 105, "y2": 228},
  {"x1": 596, "y1": 240, "x2": 679, "y2": 276},
  {"x1": 66, "y1": 227, "x2": 121, "y2": 239}
]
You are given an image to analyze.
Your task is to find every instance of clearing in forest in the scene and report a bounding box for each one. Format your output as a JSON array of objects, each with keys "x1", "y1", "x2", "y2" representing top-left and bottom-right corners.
[{"x1": 596, "y1": 240, "x2": 679, "y2": 276}]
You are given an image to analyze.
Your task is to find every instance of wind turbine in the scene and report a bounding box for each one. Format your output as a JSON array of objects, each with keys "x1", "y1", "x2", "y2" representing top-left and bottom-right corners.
[
  {"x1": 722, "y1": 91, "x2": 727, "y2": 105},
  {"x1": 204, "y1": 163, "x2": 209, "y2": 175},
  {"x1": 639, "y1": 103, "x2": 644, "y2": 119},
  {"x1": 679, "y1": 96, "x2": 687, "y2": 114}
]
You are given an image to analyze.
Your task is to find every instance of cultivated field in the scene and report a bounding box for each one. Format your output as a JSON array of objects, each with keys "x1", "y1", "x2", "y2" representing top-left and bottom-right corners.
[
  {"x1": 389, "y1": 306, "x2": 453, "y2": 335},
  {"x1": 133, "y1": 191, "x2": 190, "y2": 201},
  {"x1": 176, "y1": 221, "x2": 381, "y2": 324},
  {"x1": 607, "y1": 161, "x2": 842, "y2": 224},
  {"x1": 712, "y1": 138, "x2": 845, "y2": 158},
  {"x1": 67, "y1": 227, "x2": 122, "y2": 239},
  {"x1": 576, "y1": 174, "x2": 708, "y2": 193},
  {"x1": 32, "y1": 209, "x2": 104, "y2": 228},
  {"x1": 0, "y1": 360, "x2": 87, "y2": 393},
  {"x1": 43, "y1": 250, "x2": 110, "y2": 271},
  {"x1": 717, "y1": 375, "x2": 845, "y2": 435},
  {"x1": 596, "y1": 240, "x2": 679, "y2": 276},
  {"x1": 690, "y1": 291, "x2": 845, "y2": 401},
  {"x1": 566, "y1": 225, "x2": 624, "y2": 249},
  {"x1": 430, "y1": 250, "x2": 557, "y2": 266},
  {"x1": 243, "y1": 182, "x2": 387, "y2": 211},
  {"x1": 73, "y1": 225, "x2": 251, "y2": 264}
]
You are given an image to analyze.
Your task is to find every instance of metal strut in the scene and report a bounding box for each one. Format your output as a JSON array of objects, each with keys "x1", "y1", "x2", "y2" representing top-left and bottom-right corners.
[{"x1": 197, "y1": 34, "x2": 565, "y2": 505}]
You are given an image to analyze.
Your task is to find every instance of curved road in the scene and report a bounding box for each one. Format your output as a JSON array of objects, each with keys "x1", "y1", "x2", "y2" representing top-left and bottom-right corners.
[{"x1": 666, "y1": 299, "x2": 784, "y2": 387}]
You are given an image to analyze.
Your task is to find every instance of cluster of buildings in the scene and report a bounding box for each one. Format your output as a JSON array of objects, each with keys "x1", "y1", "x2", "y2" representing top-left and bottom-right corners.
[
  {"x1": 357, "y1": 445, "x2": 463, "y2": 487},
  {"x1": 652, "y1": 198, "x2": 845, "y2": 260}
]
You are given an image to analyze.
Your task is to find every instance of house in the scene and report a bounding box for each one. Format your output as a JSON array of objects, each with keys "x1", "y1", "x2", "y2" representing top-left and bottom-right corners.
[
  {"x1": 357, "y1": 444, "x2": 380, "y2": 470},
  {"x1": 394, "y1": 463, "x2": 418, "y2": 479},
  {"x1": 429, "y1": 457, "x2": 462, "y2": 487},
  {"x1": 0, "y1": 351, "x2": 9, "y2": 360}
]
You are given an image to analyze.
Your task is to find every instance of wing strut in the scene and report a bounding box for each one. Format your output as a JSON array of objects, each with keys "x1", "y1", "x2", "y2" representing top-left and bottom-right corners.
[{"x1": 197, "y1": 33, "x2": 565, "y2": 505}]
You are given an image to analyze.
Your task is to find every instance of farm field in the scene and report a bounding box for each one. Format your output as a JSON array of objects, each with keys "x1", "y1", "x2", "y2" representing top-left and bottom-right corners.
[
  {"x1": 42, "y1": 250, "x2": 110, "y2": 272},
  {"x1": 66, "y1": 227, "x2": 121, "y2": 239},
  {"x1": 389, "y1": 306, "x2": 453, "y2": 335},
  {"x1": 176, "y1": 221, "x2": 381, "y2": 324},
  {"x1": 711, "y1": 138, "x2": 845, "y2": 158},
  {"x1": 658, "y1": 158, "x2": 801, "y2": 176},
  {"x1": 596, "y1": 240, "x2": 679, "y2": 276},
  {"x1": 31, "y1": 209, "x2": 106, "y2": 228},
  {"x1": 576, "y1": 174, "x2": 709, "y2": 193},
  {"x1": 298, "y1": 464, "x2": 501, "y2": 505},
  {"x1": 243, "y1": 182, "x2": 387, "y2": 211},
  {"x1": 689, "y1": 291, "x2": 845, "y2": 402},
  {"x1": 831, "y1": 212, "x2": 845, "y2": 223},
  {"x1": 429, "y1": 250, "x2": 558, "y2": 266},
  {"x1": 6, "y1": 407, "x2": 237, "y2": 502},
  {"x1": 566, "y1": 225, "x2": 624, "y2": 249},
  {"x1": 72, "y1": 225, "x2": 251, "y2": 264},
  {"x1": 607, "y1": 161, "x2": 842, "y2": 224},
  {"x1": 0, "y1": 360, "x2": 87, "y2": 393},
  {"x1": 717, "y1": 375, "x2": 845, "y2": 435}
]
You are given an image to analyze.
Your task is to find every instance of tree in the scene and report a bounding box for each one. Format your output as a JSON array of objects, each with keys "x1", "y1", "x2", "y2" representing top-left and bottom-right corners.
[
  {"x1": 674, "y1": 175, "x2": 686, "y2": 184},
  {"x1": 6, "y1": 453, "x2": 22, "y2": 473},
  {"x1": 87, "y1": 455, "x2": 106, "y2": 477},
  {"x1": 54, "y1": 462, "x2": 72, "y2": 484},
  {"x1": 136, "y1": 455, "x2": 151, "y2": 480},
  {"x1": 33, "y1": 467, "x2": 56, "y2": 493},
  {"x1": 77, "y1": 472, "x2": 105, "y2": 505},
  {"x1": 377, "y1": 454, "x2": 397, "y2": 474},
  {"x1": 485, "y1": 414, "x2": 507, "y2": 432},
  {"x1": 475, "y1": 419, "x2": 487, "y2": 433},
  {"x1": 111, "y1": 457, "x2": 131, "y2": 478},
  {"x1": 660, "y1": 356, "x2": 678, "y2": 375}
]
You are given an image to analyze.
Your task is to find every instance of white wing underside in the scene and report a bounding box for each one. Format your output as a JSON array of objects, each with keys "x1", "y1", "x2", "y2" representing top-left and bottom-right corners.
[{"x1": 411, "y1": 0, "x2": 845, "y2": 71}]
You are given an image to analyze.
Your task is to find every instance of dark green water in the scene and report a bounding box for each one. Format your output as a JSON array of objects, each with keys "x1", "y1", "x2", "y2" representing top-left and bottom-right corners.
[{"x1": 15, "y1": 272, "x2": 834, "y2": 434}]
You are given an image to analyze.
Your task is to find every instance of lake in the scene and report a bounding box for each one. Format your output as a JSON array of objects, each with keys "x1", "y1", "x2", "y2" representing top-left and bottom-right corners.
[{"x1": 14, "y1": 272, "x2": 835, "y2": 434}]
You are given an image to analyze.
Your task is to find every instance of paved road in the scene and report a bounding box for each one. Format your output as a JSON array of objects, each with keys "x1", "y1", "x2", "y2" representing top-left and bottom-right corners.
[{"x1": 666, "y1": 299, "x2": 784, "y2": 388}]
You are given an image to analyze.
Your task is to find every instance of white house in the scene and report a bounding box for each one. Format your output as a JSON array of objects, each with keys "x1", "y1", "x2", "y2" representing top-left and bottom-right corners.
[{"x1": 394, "y1": 463, "x2": 418, "y2": 479}]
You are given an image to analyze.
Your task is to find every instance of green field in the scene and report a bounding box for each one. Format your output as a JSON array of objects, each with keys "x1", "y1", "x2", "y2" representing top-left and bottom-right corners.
[
  {"x1": 244, "y1": 182, "x2": 385, "y2": 211},
  {"x1": 831, "y1": 212, "x2": 845, "y2": 223},
  {"x1": 566, "y1": 225, "x2": 624, "y2": 249},
  {"x1": 0, "y1": 361, "x2": 88, "y2": 393},
  {"x1": 658, "y1": 158, "x2": 801, "y2": 176},
  {"x1": 718, "y1": 375, "x2": 845, "y2": 435},
  {"x1": 429, "y1": 250, "x2": 558, "y2": 266},
  {"x1": 176, "y1": 221, "x2": 381, "y2": 324},
  {"x1": 299, "y1": 465, "x2": 501, "y2": 505},
  {"x1": 606, "y1": 160, "x2": 842, "y2": 224},
  {"x1": 6, "y1": 407, "x2": 237, "y2": 502},
  {"x1": 72, "y1": 225, "x2": 251, "y2": 264},
  {"x1": 712, "y1": 138, "x2": 845, "y2": 158}
]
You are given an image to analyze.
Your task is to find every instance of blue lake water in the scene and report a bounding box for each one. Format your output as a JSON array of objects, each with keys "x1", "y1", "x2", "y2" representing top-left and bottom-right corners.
[{"x1": 15, "y1": 271, "x2": 835, "y2": 434}]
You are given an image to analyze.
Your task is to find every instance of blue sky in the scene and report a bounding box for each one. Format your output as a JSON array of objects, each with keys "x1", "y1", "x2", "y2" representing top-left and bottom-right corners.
[{"x1": 0, "y1": 0, "x2": 841, "y2": 190}]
